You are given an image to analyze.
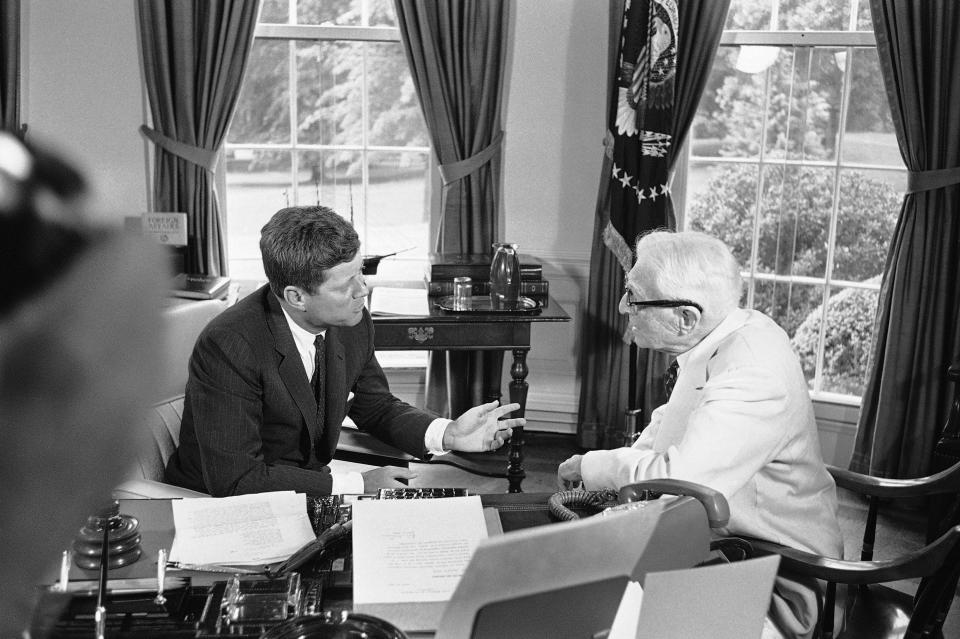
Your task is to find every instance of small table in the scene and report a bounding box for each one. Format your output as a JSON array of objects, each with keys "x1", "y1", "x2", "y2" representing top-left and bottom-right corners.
[{"x1": 371, "y1": 293, "x2": 570, "y2": 492}]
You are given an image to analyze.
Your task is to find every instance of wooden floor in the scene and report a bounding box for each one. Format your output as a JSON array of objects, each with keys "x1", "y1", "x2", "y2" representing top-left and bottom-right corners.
[{"x1": 410, "y1": 430, "x2": 960, "y2": 635}]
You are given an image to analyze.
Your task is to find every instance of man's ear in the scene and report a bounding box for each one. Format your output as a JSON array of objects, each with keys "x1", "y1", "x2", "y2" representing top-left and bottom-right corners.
[
  {"x1": 282, "y1": 285, "x2": 308, "y2": 310},
  {"x1": 676, "y1": 306, "x2": 700, "y2": 334}
]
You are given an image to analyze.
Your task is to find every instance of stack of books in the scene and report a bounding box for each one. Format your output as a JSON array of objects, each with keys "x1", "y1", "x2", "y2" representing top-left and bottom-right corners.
[
  {"x1": 170, "y1": 273, "x2": 231, "y2": 300},
  {"x1": 425, "y1": 253, "x2": 548, "y2": 298}
]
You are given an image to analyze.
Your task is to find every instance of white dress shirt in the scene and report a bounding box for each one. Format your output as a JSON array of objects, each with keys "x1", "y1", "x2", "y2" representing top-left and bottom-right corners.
[{"x1": 281, "y1": 307, "x2": 449, "y2": 494}]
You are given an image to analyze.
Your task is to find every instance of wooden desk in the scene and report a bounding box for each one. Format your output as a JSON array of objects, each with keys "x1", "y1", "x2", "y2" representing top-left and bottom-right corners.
[{"x1": 371, "y1": 295, "x2": 570, "y2": 493}]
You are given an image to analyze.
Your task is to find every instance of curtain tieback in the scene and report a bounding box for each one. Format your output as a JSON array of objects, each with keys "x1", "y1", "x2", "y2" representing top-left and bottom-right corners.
[
  {"x1": 603, "y1": 129, "x2": 615, "y2": 159},
  {"x1": 139, "y1": 125, "x2": 219, "y2": 172},
  {"x1": 906, "y1": 165, "x2": 960, "y2": 194},
  {"x1": 438, "y1": 131, "x2": 504, "y2": 186}
]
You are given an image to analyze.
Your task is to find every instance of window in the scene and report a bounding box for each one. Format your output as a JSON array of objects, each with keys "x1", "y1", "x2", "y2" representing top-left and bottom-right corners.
[
  {"x1": 224, "y1": 0, "x2": 431, "y2": 282},
  {"x1": 680, "y1": 0, "x2": 905, "y2": 402}
]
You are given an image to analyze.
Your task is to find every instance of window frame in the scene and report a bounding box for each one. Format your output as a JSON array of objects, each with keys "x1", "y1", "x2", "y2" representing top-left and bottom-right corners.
[
  {"x1": 222, "y1": 17, "x2": 435, "y2": 282},
  {"x1": 676, "y1": 24, "x2": 906, "y2": 405}
]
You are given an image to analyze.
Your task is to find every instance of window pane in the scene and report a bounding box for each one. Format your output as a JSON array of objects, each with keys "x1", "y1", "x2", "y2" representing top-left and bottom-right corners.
[
  {"x1": 368, "y1": 0, "x2": 397, "y2": 27},
  {"x1": 725, "y1": 0, "x2": 773, "y2": 30},
  {"x1": 686, "y1": 162, "x2": 760, "y2": 271},
  {"x1": 757, "y1": 165, "x2": 835, "y2": 278},
  {"x1": 855, "y1": 0, "x2": 873, "y2": 31},
  {"x1": 751, "y1": 279, "x2": 823, "y2": 342},
  {"x1": 296, "y1": 0, "x2": 397, "y2": 25},
  {"x1": 363, "y1": 150, "x2": 430, "y2": 279},
  {"x1": 296, "y1": 41, "x2": 362, "y2": 146},
  {"x1": 229, "y1": 41, "x2": 290, "y2": 144},
  {"x1": 791, "y1": 285, "x2": 879, "y2": 395},
  {"x1": 691, "y1": 48, "x2": 764, "y2": 160},
  {"x1": 777, "y1": 0, "x2": 859, "y2": 31},
  {"x1": 294, "y1": 149, "x2": 361, "y2": 218},
  {"x1": 727, "y1": 1, "x2": 872, "y2": 33},
  {"x1": 297, "y1": 0, "x2": 360, "y2": 26},
  {"x1": 792, "y1": 47, "x2": 844, "y2": 161},
  {"x1": 763, "y1": 48, "x2": 843, "y2": 161},
  {"x1": 260, "y1": 0, "x2": 289, "y2": 23},
  {"x1": 225, "y1": 149, "x2": 293, "y2": 278},
  {"x1": 833, "y1": 169, "x2": 899, "y2": 281},
  {"x1": 842, "y1": 48, "x2": 901, "y2": 166},
  {"x1": 367, "y1": 43, "x2": 427, "y2": 146}
]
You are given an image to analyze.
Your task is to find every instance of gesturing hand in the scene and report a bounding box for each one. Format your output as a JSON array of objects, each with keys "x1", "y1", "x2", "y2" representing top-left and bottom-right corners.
[
  {"x1": 443, "y1": 400, "x2": 524, "y2": 452},
  {"x1": 557, "y1": 454, "x2": 584, "y2": 490}
]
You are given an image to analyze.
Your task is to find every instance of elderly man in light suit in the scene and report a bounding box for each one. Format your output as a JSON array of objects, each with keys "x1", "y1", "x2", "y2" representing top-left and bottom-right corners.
[{"x1": 558, "y1": 230, "x2": 842, "y2": 639}]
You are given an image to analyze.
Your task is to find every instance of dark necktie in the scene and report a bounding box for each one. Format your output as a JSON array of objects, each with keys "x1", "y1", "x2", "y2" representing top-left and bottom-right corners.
[
  {"x1": 311, "y1": 334, "x2": 326, "y2": 428},
  {"x1": 663, "y1": 360, "x2": 679, "y2": 400}
]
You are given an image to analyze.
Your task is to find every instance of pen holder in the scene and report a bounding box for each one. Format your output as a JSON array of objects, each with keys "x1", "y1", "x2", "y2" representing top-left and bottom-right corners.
[{"x1": 72, "y1": 501, "x2": 142, "y2": 570}]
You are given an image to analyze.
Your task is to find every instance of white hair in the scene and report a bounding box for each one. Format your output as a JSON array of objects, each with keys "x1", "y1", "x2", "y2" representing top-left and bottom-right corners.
[{"x1": 632, "y1": 230, "x2": 743, "y2": 319}]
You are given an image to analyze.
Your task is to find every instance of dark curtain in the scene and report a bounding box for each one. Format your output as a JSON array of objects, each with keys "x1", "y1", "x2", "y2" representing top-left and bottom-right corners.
[
  {"x1": 136, "y1": 0, "x2": 260, "y2": 276},
  {"x1": 394, "y1": 0, "x2": 509, "y2": 417},
  {"x1": 851, "y1": 0, "x2": 960, "y2": 478},
  {"x1": 1, "y1": 0, "x2": 20, "y2": 133},
  {"x1": 577, "y1": 0, "x2": 729, "y2": 448}
]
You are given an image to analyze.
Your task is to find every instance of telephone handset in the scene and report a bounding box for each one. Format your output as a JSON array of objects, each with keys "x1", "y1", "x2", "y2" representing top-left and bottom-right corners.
[{"x1": 548, "y1": 478, "x2": 730, "y2": 529}]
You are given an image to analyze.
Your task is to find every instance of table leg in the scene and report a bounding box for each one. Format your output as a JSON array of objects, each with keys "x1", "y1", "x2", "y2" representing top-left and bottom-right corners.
[
  {"x1": 482, "y1": 350, "x2": 505, "y2": 404},
  {"x1": 507, "y1": 348, "x2": 529, "y2": 493}
]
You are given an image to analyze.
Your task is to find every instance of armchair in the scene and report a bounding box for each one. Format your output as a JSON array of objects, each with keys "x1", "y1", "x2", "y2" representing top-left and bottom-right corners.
[
  {"x1": 113, "y1": 298, "x2": 230, "y2": 499},
  {"x1": 747, "y1": 460, "x2": 960, "y2": 639}
]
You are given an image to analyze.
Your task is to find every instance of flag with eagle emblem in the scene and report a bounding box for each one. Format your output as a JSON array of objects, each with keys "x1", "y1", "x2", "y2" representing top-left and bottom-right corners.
[{"x1": 604, "y1": 0, "x2": 678, "y2": 271}]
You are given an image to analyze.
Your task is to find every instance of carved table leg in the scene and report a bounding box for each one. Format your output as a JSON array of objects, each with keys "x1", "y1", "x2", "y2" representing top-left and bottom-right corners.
[{"x1": 507, "y1": 348, "x2": 529, "y2": 493}]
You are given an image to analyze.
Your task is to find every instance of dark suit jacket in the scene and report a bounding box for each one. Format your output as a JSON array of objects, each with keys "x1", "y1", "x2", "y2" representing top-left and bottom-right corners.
[{"x1": 165, "y1": 286, "x2": 435, "y2": 496}]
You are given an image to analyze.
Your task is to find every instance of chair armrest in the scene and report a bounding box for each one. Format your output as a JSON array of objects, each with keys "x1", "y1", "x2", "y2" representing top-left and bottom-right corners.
[
  {"x1": 748, "y1": 526, "x2": 960, "y2": 585},
  {"x1": 828, "y1": 462, "x2": 960, "y2": 498},
  {"x1": 618, "y1": 479, "x2": 730, "y2": 529},
  {"x1": 335, "y1": 429, "x2": 417, "y2": 467},
  {"x1": 113, "y1": 478, "x2": 209, "y2": 500}
]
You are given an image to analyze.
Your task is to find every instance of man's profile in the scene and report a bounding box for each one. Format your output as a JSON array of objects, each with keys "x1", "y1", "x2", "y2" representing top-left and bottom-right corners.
[
  {"x1": 558, "y1": 230, "x2": 842, "y2": 639},
  {"x1": 166, "y1": 206, "x2": 522, "y2": 496}
]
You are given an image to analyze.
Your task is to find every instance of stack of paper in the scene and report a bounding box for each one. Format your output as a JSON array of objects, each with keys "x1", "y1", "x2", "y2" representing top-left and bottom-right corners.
[
  {"x1": 352, "y1": 495, "x2": 488, "y2": 632},
  {"x1": 368, "y1": 287, "x2": 429, "y2": 316},
  {"x1": 169, "y1": 491, "x2": 316, "y2": 568}
]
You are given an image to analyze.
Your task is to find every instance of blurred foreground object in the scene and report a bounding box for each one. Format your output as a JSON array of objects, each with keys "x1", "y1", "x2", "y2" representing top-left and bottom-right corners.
[{"x1": 0, "y1": 131, "x2": 166, "y2": 635}]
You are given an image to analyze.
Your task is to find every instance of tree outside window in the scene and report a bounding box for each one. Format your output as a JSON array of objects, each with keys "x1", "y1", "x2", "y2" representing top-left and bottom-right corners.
[
  {"x1": 225, "y1": 0, "x2": 431, "y2": 281},
  {"x1": 682, "y1": 0, "x2": 905, "y2": 399}
]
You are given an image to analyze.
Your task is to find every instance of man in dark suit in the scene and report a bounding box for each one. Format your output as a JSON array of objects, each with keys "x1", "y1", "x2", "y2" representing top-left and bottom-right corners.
[{"x1": 166, "y1": 206, "x2": 522, "y2": 496}]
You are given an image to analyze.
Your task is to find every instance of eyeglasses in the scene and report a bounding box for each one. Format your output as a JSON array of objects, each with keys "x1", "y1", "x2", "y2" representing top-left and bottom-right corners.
[{"x1": 624, "y1": 293, "x2": 703, "y2": 314}]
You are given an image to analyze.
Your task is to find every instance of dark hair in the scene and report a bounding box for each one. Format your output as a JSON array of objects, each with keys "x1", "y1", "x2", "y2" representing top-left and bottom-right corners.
[
  {"x1": 260, "y1": 206, "x2": 360, "y2": 298},
  {"x1": 0, "y1": 132, "x2": 91, "y2": 316}
]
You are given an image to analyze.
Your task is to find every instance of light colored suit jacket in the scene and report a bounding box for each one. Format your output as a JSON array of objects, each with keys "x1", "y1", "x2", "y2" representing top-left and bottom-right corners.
[
  {"x1": 581, "y1": 309, "x2": 842, "y2": 637},
  {"x1": 166, "y1": 286, "x2": 434, "y2": 496}
]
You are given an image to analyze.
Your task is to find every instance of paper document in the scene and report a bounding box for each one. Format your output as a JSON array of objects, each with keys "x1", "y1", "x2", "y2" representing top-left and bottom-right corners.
[
  {"x1": 368, "y1": 287, "x2": 429, "y2": 316},
  {"x1": 352, "y1": 495, "x2": 487, "y2": 604},
  {"x1": 606, "y1": 554, "x2": 780, "y2": 639},
  {"x1": 169, "y1": 491, "x2": 316, "y2": 567}
]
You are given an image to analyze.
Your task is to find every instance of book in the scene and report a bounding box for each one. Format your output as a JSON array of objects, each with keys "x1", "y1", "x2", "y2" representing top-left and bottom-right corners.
[
  {"x1": 426, "y1": 279, "x2": 549, "y2": 297},
  {"x1": 428, "y1": 253, "x2": 542, "y2": 282},
  {"x1": 171, "y1": 273, "x2": 231, "y2": 300},
  {"x1": 141, "y1": 212, "x2": 188, "y2": 246}
]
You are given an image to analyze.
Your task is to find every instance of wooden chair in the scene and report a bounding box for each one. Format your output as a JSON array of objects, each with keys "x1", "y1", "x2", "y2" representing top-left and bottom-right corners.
[{"x1": 748, "y1": 460, "x2": 960, "y2": 639}]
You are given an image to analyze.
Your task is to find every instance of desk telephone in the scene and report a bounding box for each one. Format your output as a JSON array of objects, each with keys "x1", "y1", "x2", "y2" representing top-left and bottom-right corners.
[{"x1": 548, "y1": 478, "x2": 731, "y2": 528}]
